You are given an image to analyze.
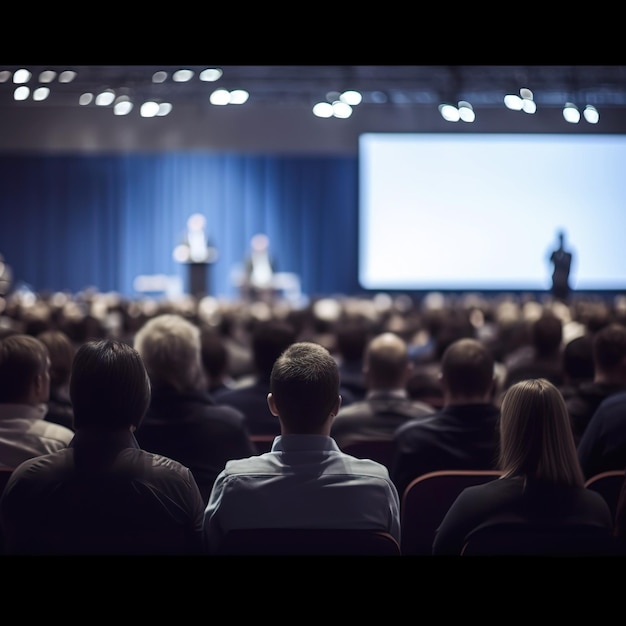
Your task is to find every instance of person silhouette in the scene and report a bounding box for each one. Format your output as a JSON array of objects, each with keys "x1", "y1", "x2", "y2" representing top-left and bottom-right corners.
[{"x1": 549, "y1": 230, "x2": 573, "y2": 301}]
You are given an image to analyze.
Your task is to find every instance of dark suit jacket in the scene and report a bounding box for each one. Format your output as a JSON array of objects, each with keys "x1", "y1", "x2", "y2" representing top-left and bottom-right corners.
[
  {"x1": 391, "y1": 403, "x2": 501, "y2": 498},
  {"x1": 136, "y1": 387, "x2": 256, "y2": 504},
  {"x1": 331, "y1": 392, "x2": 435, "y2": 450}
]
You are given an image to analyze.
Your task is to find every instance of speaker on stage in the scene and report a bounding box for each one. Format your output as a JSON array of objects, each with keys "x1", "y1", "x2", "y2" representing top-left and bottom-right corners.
[{"x1": 172, "y1": 213, "x2": 218, "y2": 298}]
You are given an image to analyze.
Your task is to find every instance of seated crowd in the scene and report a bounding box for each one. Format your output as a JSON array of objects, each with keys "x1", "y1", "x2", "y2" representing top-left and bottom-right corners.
[{"x1": 1, "y1": 287, "x2": 626, "y2": 554}]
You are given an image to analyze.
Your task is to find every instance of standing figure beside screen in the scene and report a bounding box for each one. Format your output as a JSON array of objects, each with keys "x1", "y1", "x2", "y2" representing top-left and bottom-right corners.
[{"x1": 549, "y1": 230, "x2": 573, "y2": 302}]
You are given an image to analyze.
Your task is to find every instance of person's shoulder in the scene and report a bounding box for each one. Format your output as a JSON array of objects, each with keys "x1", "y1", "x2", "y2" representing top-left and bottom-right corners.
[
  {"x1": 394, "y1": 411, "x2": 440, "y2": 438},
  {"x1": 31, "y1": 419, "x2": 74, "y2": 443},
  {"x1": 596, "y1": 390, "x2": 626, "y2": 411}
]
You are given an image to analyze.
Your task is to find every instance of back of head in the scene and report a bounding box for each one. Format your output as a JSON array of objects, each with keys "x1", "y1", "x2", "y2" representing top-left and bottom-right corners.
[
  {"x1": 335, "y1": 316, "x2": 372, "y2": 363},
  {"x1": 270, "y1": 341, "x2": 339, "y2": 433},
  {"x1": 70, "y1": 339, "x2": 151, "y2": 430},
  {"x1": 531, "y1": 311, "x2": 563, "y2": 356},
  {"x1": 133, "y1": 313, "x2": 204, "y2": 392},
  {"x1": 37, "y1": 329, "x2": 75, "y2": 387},
  {"x1": 0, "y1": 334, "x2": 49, "y2": 403},
  {"x1": 365, "y1": 332, "x2": 410, "y2": 389},
  {"x1": 251, "y1": 318, "x2": 297, "y2": 378},
  {"x1": 200, "y1": 326, "x2": 229, "y2": 380},
  {"x1": 562, "y1": 335, "x2": 594, "y2": 382},
  {"x1": 440, "y1": 337, "x2": 494, "y2": 399},
  {"x1": 592, "y1": 322, "x2": 626, "y2": 374},
  {"x1": 498, "y1": 378, "x2": 583, "y2": 486}
]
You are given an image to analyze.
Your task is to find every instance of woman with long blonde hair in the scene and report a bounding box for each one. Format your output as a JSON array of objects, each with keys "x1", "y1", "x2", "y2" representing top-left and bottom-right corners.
[{"x1": 432, "y1": 378, "x2": 615, "y2": 555}]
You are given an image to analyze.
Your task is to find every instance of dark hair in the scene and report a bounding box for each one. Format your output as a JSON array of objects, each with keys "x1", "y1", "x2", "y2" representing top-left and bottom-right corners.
[
  {"x1": 562, "y1": 335, "x2": 594, "y2": 382},
  {"x1": 270, "y1": 341, "x2": 339, "y2": 433},
  {"x1": 0, "y1": 334, "x2": 49, "y2": 402},
  {"x1": 441, "y1": 337, "x2": 494, "y2": 397},
  {"x1": 37, "y1": 329, "x2": 75, "y2": 387},
  {"x1": 70, "y1": 339, "x2": 151, "y2": 430},
  {"x1": 593, "y1": 322, "x2": 626, "y2": 371},
  {"x1": 252, "y1": 319, "x2": 297, "y2": 378},
  {"x1": 531, "y1": 312, "x2": 563, "y2": 356}
]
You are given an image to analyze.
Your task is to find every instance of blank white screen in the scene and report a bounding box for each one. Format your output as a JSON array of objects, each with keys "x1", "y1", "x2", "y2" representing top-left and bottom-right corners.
[{"x1": 358, "y1": 133, "x2": 626, "y2": 292}]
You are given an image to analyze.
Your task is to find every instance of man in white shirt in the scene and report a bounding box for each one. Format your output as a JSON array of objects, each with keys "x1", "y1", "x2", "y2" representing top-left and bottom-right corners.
[
  {"x1": 203, "y1": 341, "x2": 401, "y2": 554},
  {"x1": 0, "y1": 334, "x2": 74, "y2": 468}
]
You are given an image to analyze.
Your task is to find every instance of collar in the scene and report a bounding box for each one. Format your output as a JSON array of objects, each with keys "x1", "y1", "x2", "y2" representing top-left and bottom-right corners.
[
  {"x1": 272, "y1": 434, "x2": 340, "y2": 453},
  {"x1": 366, "y1": 389, "x2": 408, "y2": 400},
  {"x1": 0, "y1": 402, "x2": 48, "y2": 421}
]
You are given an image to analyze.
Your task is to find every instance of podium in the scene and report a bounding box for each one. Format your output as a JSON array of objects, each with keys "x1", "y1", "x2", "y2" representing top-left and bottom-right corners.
[{"x1": 187, "y1": 262, "x2": 211, "y2": 298}]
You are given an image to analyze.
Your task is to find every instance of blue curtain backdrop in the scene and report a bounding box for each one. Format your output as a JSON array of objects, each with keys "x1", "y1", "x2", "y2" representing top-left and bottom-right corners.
[{"x1": 0, "y1": 153, "x2": 362, "y2": 300}]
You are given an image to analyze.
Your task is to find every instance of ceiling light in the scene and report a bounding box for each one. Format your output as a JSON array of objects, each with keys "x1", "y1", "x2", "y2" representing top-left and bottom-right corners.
[
  {"x1": 332, "y1": 101, "x2": 352, "y2": 118},
  {"x1": 114, "y1": 96, "x2": 133, "y2": 115},
  {"x1": 140, "y1": 101, "x2": 160, "y2": 117},
  {"x1": 229, "y1": 90, "x2": 249, "y2": 105},
  {"x1": 14, "y1": 86, "x2": 30, "y2": 100},
  {"x1": 458, "y1": 101, "x2": 475, "y2": 122},
  {"x1": 209, "y1": 89, "x2": 231, "y2": 105},
  {"x1": 0, "y1": 70, "x2": 10, "y2": 83},
  {"x1": 312, "y1": 102, "x2": 334, "y2": 118},
  {"x1": 33, "y1": 87, "x2": 50, "y2": 101},
  {"x1": 157, "y1": 102, "x2": 172, "y2": 116},
  {"x1": 58, "y1": 70, "x2": 77, "y2": 83},
  {"x1": 340, "y1": 90, "x2": 362, "y2": 106},
  {"x1": 39, "y1": 70, "x2": 57, "y2": 83},
  {"x1": 439, "y1": 103, "x2": 460, "y2": 122},
  {"x1": 200, "y1": 68, "x2": 223, "y2": 82},
  {"x1": 152, "y1": 71, "x2": 168, "y2": 83},
  {"x1": 583, "y1": 105, "x2": 599, "y2": 124},
  {"x1": 563, "y1": 102, "x2": 580, "y2": 123},
  {"x1": 95, "y1": 90, "x2": 115, "y2": 106},
  {"x1": 173, "y1": 69, "x2": 194, "y2": 82},
  {"x1": 79, "y1": 93, "x2": 94, "y2": 105},
  {"x1": 13, "y1": 69, "x2": 31, "y2": 84}
]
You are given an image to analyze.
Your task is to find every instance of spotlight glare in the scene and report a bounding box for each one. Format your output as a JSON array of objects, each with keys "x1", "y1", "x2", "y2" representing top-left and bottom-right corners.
[
  {"x1": 312, "y1": 102, "x2": 333, "y2": 118},
  {"x1": 439, "y1": 103, "x2": 460, "y2": 122},
  {"x1": 332, "y1": 101, "x2": 352, "y2": 118},
  {"x1": 140, "y1": 101, "x2": 160, "y2": 117},
  {"x1": 229, "y1": 89, "x2": 249, "y2": 104},
  {"x1": 563, "y1": 103, "x2": 580, "y2": 123},
  {"x1": 33, "y1": 86, "x2": 50, "y2": 101},
  {"x1": 583, "y1": 105, "x2": 599, "y2": 124},
  {"x1": 200, "y1": 68, "x2": 223, "y2": 82},
  {"x1": 14, "y1": 85, "x2": 30, "y2": 100},
  {"x1": 209, "y1": 89, "x2": 231, "y2": 105},
  {"x1": 504, "y1": 94, "x2": 523, "y2": 110},
  {"x1": 13, "y1": 68, "x2": 31, "y2": 84}
]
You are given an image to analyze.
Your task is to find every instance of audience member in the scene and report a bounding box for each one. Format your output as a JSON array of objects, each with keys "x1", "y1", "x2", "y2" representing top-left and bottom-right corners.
[
  {"x1": 333, "y1": 315, "x2": 372, "y2": 401},
  {"x1": 0, "y1": 339, "x2": 206, "y2": 554},
  {"x1": 577, "y1": 390, "x2": 626, "y2": 479},
  {"x1": 432, "y1": 378, "x2": 613, "y2": 555},
  {"x1": 391, "y1": 337, "x2": 500, "y2": 499},
  {"x1": 331, "y1": 332, "x2": 433, "y2": 450},
  {"x1": 0, "y1": 334, "x2": 74, "y2": 468},
  {"x1": 133, "y1": 314, "x2": 256, "y2": 504},
  {"x1": 37, "y1": 328, "x2": 75, "y2": 431},
  {"x1": 203, "y1": 341, "x2": 401, "y2": 554},
  {"x1": 240, "y1": 233, "x2": 276, "y2": 302},
  {"x1": 214, "y1": 317, "x2": 297, "y2": 436},
  {"x1": 502, "y1": 309, "x2": 564, "y2": 390},
  {"x1": 199, "y1": 325, "x2": 237, "y2": 395},
  {"x1": 558, "y1": 334, "x2": 595, "y2": 402},
  {"x1": 567, "y1": 322, "x2": 626, "y2": 445}
]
